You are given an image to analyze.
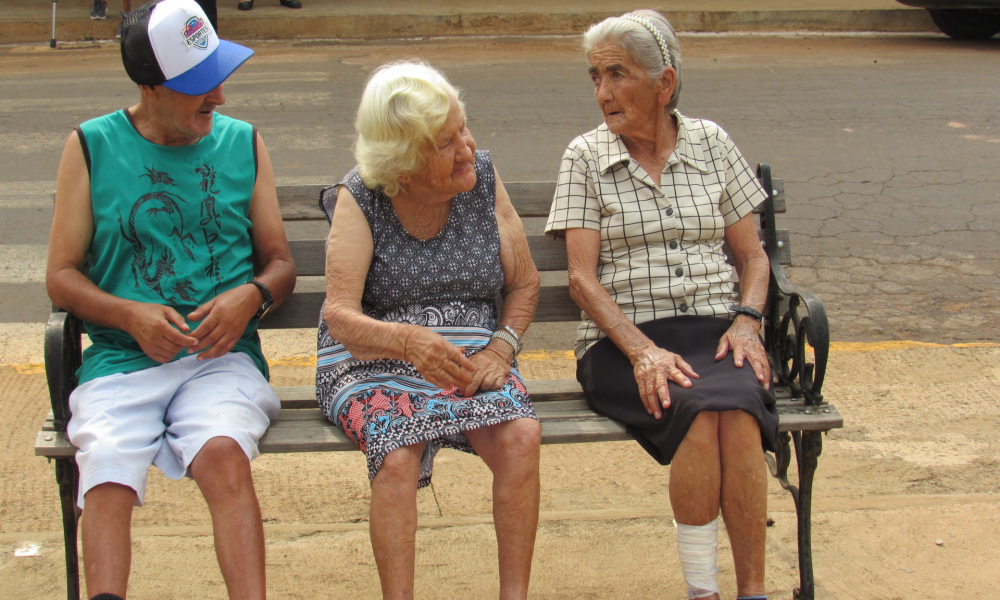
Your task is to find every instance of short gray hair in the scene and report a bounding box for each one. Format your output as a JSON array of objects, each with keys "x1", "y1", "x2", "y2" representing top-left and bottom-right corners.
[
  {"x1": 582, "y1": 10, "x2": 683, "y2": 112},
  {"x1": 354, "y1": 61, "x2": 464, "y2": 197}
]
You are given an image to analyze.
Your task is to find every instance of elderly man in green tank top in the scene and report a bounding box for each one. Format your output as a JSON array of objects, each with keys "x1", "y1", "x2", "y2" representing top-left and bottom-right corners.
[{"x1": 46, "y1": 1, "x2": 295, "y2": 598}]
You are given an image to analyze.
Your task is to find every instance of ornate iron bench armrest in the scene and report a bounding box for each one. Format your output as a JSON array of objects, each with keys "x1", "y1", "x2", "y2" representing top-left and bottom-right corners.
[
  {"x1": 755, "y1": 163, "x2": 829, "y2": 406},
  {"x1": 45, "y1": 311, "x2": 83, "y2": 434},
  {"x1": 765, "y1": 261, "x2": 829, "y2": 405}
]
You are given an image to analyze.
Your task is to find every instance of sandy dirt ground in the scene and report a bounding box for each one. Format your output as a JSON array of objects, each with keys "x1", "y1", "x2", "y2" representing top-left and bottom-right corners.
[{"x1": 2, "y1": 338, "x2": 999, "y2": 599}]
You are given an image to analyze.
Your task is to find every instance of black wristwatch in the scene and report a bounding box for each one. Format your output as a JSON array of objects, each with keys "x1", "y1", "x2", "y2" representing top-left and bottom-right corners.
[
  {"x1": 732, "y1": 305, "x2": 764, "y2": 323},
  {"x1": 247, "y1": 280, "x2": 274, "y2": 320}
]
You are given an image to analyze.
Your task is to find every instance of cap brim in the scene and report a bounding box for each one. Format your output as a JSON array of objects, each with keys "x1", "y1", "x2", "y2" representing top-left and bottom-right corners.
[{"x1": 162, "y1": 40, "x2": 253, "y2": 96}]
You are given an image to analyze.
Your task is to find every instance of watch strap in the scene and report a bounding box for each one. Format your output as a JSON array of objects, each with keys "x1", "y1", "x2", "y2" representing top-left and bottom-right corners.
[
  {"x1": 732, "y1": 305, "x2": 764, "y2": 323},
  {"x1": 491, "y1": 327, "x2": 523, "y2": 356},
  {"x1": 247, "y1": 280, "x2": 273, "y2": 320}
]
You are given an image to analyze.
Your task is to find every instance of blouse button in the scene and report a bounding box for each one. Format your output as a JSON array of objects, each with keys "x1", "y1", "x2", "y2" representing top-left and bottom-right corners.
[
  {"x1": 679, "y1": 303, "x2": 689, "y2": 312},
  {"x1": 669, "y1": 241, "x2": 678, "y2": 250},
  {"x1": 675, "y1": 268, "x2": 684, "y2": 277},
  {"x1": 665, "y1": 207, "x2": 674, "y2": 216}
]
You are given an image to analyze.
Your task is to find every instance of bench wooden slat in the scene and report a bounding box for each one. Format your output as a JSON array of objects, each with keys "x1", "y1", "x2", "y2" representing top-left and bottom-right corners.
[
  {"x1": 289, "y1": 229, "x2": 791, "y2": 277},
  {"x1": 259, "y1": 285, "x2": 591, "y2": 328},
  {"x1": 36, "y1": 399, "x2": 842, "y2": 457},
  {"x1": 277, "y1": 184, "x2": 326, "y2": 221},
  {"x1": 276, "y1": 180, "x2": 787, "y2": 222},
  {"x1": 272, "y1": 381, "x2": 795, "y2": 409}
]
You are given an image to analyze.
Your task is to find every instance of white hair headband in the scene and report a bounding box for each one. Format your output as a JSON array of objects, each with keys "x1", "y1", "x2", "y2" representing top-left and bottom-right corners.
[{"x1": 621, "y1": 13, "x2": 672, "y2": 70}]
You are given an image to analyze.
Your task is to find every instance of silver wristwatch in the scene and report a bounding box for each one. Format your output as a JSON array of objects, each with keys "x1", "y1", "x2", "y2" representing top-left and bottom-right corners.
[{"x1": 491, "y1": 325, "x2": 523, "y2": 356}]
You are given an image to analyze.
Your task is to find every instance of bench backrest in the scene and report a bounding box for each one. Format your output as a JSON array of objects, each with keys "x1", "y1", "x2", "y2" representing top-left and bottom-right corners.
[{"x1": 266, "y1": 180, "x2": 789, "y2": 330}]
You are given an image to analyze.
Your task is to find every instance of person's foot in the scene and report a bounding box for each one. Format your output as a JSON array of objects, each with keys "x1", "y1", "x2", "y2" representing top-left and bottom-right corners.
[
  {"x1": 90, "y1": 0, "x2": 108, "y2": 19},
  {"x1": 280, "y1": 0, "x2": 302, "y2": 7},
  {"x1": 116, "y1": 11, "x2": 131, "y2": 39},
  {"x1": 237, "y1": 0, "x2": 254, "y2": 9}
]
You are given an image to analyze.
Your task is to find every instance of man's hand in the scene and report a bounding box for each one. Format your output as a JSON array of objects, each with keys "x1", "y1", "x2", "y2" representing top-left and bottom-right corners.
[
  {"x1": 715, "y1": 315, "x2": 770, "y2": 389},
  {"x1": 461, "y1": 343, "x2": 514, "y2": 397},
  {"x1": 126, "y1": 303, "x2": 199, "y2": 363},
  {"x1": 185, "y1": 284, "x2": 261, "y2": 360}
]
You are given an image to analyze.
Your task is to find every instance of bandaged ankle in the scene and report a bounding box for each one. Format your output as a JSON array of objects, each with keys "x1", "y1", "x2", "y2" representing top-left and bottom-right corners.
[{"x1": 675, "y1": 517, "x2": 720, "y2": 600}]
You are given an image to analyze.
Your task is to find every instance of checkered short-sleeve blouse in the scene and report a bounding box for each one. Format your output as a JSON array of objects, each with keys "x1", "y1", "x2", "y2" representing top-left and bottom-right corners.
[{"x1": 544, "y1": 111, "x2": 767, "y2": 358}]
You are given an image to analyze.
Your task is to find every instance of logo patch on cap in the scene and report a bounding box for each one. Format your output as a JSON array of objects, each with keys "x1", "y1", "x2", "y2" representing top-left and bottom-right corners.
[{"x1": 181, "y1": 16, "x2": 210, "y2": 50}]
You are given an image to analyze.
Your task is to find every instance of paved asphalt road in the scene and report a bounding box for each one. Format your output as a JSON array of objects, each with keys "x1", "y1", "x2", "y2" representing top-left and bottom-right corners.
[{"x1": 1, "y1": 34, "x2": 999, "y2": 346}]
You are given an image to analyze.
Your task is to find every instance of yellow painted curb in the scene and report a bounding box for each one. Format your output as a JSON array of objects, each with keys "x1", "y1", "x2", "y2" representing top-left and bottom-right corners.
[{"x1": 828, "y1": 341, "x2": 999, "y2": 352}]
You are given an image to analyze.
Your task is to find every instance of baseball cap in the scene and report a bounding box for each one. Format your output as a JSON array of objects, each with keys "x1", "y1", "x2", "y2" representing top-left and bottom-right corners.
[{"x1": 121, "y1": 0, "x2": 253, "y2": 96}]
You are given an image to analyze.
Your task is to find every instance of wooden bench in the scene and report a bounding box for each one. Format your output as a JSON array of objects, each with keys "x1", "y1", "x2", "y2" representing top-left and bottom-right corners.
[{"x1": 37, "y1": 164, "x2": 841, "y2": 600}]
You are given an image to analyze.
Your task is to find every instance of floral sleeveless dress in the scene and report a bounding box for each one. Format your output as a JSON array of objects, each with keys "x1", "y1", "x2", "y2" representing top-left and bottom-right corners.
[{"x1": 316, "y1": 151, "x2": 536, "y2": 487}]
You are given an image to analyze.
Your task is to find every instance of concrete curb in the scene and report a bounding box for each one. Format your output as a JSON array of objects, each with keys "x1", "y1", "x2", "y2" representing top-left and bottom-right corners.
[{"x1": 1, "y1": 8, "x2": 937, "y2": 46}]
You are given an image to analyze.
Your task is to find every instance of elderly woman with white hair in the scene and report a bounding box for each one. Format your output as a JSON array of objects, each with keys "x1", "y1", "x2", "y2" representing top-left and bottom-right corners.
[
  {"x1": 545, "y1": 10, "x2": 778, "y2": 600},
  {"x1": 316, "y1": 61, "x2": 542, "y2": 599}
]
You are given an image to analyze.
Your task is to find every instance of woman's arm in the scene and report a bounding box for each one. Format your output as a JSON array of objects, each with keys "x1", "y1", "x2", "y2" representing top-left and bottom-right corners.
[
  {"x1": 323, "y1": 186, "x2": 474, "y2": 390},
  {"x1": 462, "y1": 170, "x2": 542, "y2": 396},
  {"x1": 716, "y1": 213, "x2": 771, "y2": 387},
  {"x1": 565, "y1": 227, "x2": 697, "y2": 419}
]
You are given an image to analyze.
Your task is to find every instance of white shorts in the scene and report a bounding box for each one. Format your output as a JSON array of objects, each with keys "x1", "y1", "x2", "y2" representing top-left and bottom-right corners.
[{"x1": 67, "y1": 352, "x2": 280, "y2": 509}]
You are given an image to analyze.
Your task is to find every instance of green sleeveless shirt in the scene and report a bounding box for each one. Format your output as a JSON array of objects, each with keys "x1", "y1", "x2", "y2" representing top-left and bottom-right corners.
[{"x1": 76, "y1": 110, "x2": 267, "y2": 383}]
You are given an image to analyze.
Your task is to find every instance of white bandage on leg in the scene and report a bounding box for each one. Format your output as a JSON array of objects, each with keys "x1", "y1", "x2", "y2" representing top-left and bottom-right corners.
[{"x1": 674, "y1": 517, "x2": 720, "y2": 599}]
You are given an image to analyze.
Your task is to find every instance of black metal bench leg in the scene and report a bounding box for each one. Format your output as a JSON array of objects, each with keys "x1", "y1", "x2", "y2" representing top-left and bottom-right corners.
[
  {"x1": 55, "y1": 457, "x2": 81, "y2": 600},
  {"x1": 792, "y1": 431, "x2": 822, "y2": 600}
]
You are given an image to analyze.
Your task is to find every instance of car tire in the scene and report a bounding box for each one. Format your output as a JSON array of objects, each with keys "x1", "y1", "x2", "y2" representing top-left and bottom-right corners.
[{"x1": 928, "y1": 9, "x2": 1000, "y2": 40}]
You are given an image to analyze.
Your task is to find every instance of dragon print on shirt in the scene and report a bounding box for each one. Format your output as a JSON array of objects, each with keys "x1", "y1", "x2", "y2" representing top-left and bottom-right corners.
[
  {"x1": 117, "y1": 190, "x2": 197, "y2": 306},
  {"x1": 117, "y1": 163, "x2": 226, "y2": 306}
]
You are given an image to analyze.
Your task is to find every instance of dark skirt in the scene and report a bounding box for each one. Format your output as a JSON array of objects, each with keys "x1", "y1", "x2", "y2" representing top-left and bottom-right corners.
[{"x1": 576, "y1": 315, "x2": 779, "y2": 465}]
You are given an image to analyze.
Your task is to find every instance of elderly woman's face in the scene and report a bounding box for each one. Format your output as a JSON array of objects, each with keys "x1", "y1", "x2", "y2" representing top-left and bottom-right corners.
[
  {"x1": 589, "y1": 42, "x2": 663, "y2": 138},
  {"x1": 407, "y1": 100, "x2": 477, "y2": 198}
]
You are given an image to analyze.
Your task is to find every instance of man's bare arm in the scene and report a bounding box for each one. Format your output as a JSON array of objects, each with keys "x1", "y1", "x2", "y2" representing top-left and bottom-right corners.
[{"x1": 46, "y1": 131, "x2": 198, "y2": 363}]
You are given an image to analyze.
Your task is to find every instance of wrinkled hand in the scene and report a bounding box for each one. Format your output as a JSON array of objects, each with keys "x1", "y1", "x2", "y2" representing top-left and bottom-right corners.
[
  {"x1": 402, "y1": 326, "x2": 475, "y2": 392},
  {"x1": 629, "y1": 344, "x2": 699, "y2": 419},
  {"x1": 715, "y1": 315, "x2": 770, "y2": 389},
  {"x1": 126, "y1": 302, "x2": 198, "y2": 363},
  {"x1": 462, "y1": 343, "x2": 513, "y2": 397},
  {"x1": 185, "y1": 284, "x2": 260, "y2": 360}
]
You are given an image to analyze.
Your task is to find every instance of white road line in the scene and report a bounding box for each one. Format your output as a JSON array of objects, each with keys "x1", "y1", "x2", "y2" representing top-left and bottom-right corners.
[
  {"x1": 0, "y1": 245, "x2": 47, "y2": 284},
  {"x1": 0, "y1": 181, "x2": 53, "y2": 208}
]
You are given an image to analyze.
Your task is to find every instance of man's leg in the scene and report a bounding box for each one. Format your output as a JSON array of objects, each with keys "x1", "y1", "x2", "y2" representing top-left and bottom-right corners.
[
  {"x1": 464, "y1": 418, "x2": 541, "y2": 600},
  {"x1": 81, "y1": 483, "x2": 136, "y2": 599},
  {"x1": 190, "y1": 437, "x2": 267, "y2": 600},
  {"x1": 718, "y1": 409, "x2": 768, "y2": 598},
  {"x1": 369, "y1": 443, "x2": 424, "y2": 600},
  {"x1": 669, "y1": 411, "x2": 723, "y2": 600}
]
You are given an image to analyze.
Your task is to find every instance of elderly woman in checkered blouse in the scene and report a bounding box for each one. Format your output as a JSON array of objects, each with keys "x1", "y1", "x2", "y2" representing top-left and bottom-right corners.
[{"x1": 544, "y1": 10, "x2": 778, "y2": 600}]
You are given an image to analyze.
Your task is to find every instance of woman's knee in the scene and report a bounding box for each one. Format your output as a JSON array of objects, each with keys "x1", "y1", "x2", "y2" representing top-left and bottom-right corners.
[
  {"x1": 492, "y1": 419, "x2": 542, "y2": 464},
  {"x1": 681, "y1": 411, "x2": 721, "y2": 452},
  {"x1": 374, "y1": 444, "x2": 423, "y2": 487},
  {"x1": 719, "y1": 410, "x2": 761, "y2": 451}
]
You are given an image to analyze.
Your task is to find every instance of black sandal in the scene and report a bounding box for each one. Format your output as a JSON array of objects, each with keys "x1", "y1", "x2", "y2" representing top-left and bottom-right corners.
[
  {"x1": 237, "y1": 0, "x2": 253, "y2": 10},
  {"x1": 280, "y1": 0, "x2": 302, "y2": 7}
]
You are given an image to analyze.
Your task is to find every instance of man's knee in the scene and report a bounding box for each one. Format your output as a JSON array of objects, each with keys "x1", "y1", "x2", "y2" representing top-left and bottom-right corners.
[
  {"x1": 190, "y1": 437, "x2": 253, "y2": 494},
  {"x1": 84, "y1": 482, "x2": 138, "y2": 510}
]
